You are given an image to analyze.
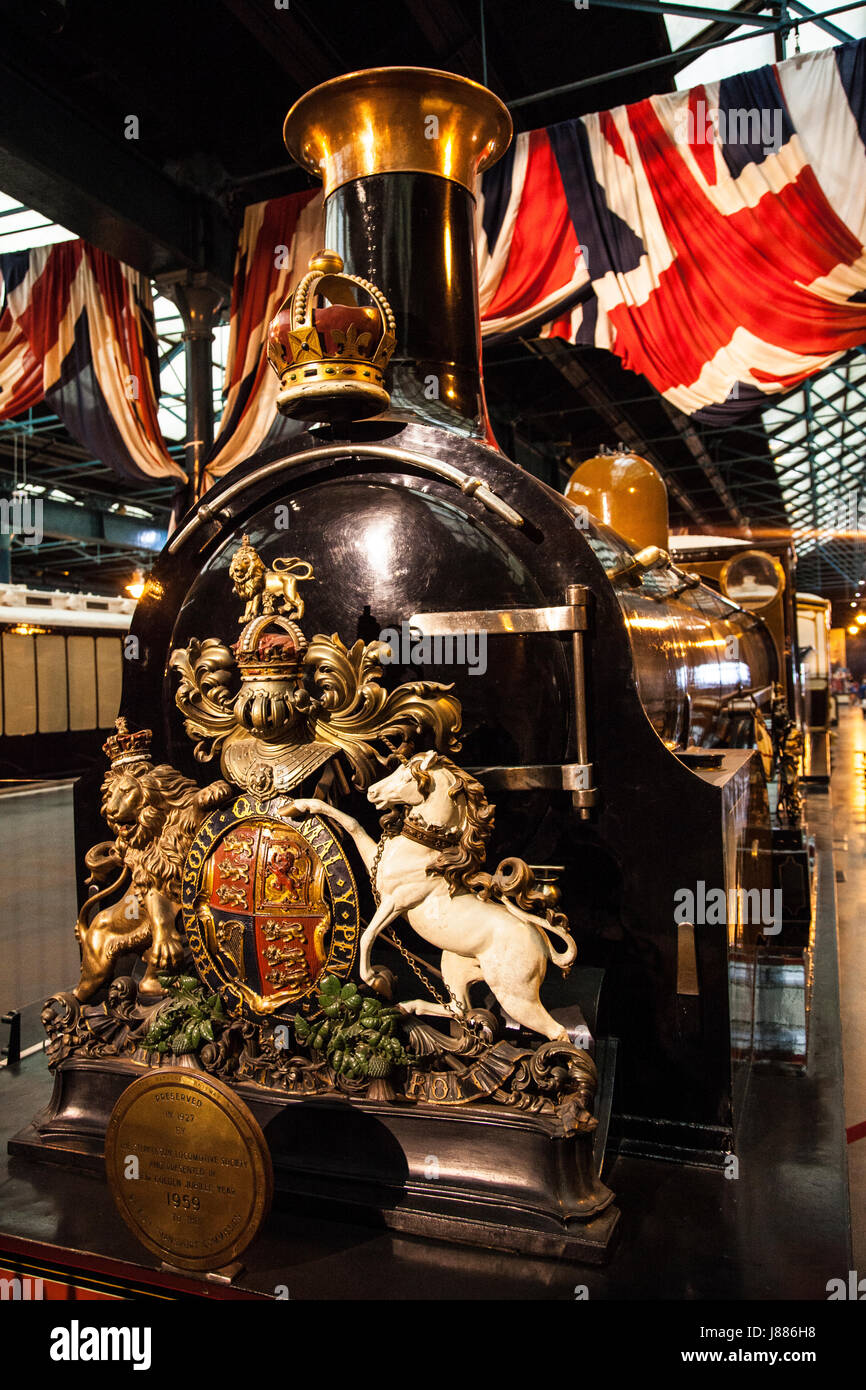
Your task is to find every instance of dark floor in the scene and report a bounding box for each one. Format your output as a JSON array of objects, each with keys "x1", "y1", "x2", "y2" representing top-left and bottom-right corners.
[{"x1": 0, "y1": 782, "x2": 79, "y2": 1054}]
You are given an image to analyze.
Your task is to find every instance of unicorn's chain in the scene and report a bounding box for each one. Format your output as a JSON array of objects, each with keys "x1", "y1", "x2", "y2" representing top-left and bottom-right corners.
[
  {"x1": 369, "y1": 832, "x2": 389, "y2": 910},
  {"x1": 370, "y1": 831, "x2": 465, "y2": 1015},
  {"x1": 383, "y1": 925, "x2": 451, "y2": 1010}
]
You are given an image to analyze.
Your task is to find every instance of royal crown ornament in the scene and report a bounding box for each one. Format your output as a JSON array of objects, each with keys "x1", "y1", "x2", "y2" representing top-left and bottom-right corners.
[
  {"x1": 233, "y1": 614, "x2": 315, "y2": 743},
  {"x1": 267, "y1": 249, "x2": 397, "y2": 421},
  {"x1": 102, "y1": 717, "x2": 152, "y2": 768}
]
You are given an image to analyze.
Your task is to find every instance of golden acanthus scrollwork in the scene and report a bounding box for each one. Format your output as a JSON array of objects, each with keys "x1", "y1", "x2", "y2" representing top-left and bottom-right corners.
[
  {"x1": 170, "y1": 541, "x2": 462, "y2": 796},
  {"x1": 303, "y1": 631, "x2": 462, "y2": 787}
]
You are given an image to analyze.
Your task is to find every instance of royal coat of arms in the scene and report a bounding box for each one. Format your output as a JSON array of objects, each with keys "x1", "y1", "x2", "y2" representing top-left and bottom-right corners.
[
  {"x1": 182, "y1": 796, "x2": 360, "y2": 1023},
  {"x1": 168, "y1": 541, "x2": 464, "y2": 1025}
]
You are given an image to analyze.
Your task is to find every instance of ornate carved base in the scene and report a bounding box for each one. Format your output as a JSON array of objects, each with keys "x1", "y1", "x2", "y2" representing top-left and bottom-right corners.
[{"x1": 10, "y1": 1054, "x2": 619, "y2": 1264}]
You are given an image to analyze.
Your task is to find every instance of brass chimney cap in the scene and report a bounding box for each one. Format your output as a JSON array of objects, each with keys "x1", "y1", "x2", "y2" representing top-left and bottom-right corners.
[{"x1": 283, "y1": 66, "x2": 512, "y2": 199}]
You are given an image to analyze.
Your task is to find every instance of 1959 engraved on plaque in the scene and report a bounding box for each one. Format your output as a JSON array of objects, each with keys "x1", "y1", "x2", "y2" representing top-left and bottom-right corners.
[{"x1": 105, "y1": 1070, "x2": 273, "y2": 1273}]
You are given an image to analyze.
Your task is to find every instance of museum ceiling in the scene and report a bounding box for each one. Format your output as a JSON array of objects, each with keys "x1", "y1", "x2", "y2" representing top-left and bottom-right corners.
[{"x1": 0, "y1": 0, "x2": 859, "y2": 606}]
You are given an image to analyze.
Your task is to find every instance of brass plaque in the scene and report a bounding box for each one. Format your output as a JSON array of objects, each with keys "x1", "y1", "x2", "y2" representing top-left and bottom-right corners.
[{"x1": 105, "y1": 1070, "x2": 273, "y2": 1272}]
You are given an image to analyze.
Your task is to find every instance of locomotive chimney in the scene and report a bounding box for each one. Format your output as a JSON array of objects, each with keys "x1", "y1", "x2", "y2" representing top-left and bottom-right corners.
[{"x1": 283, "y1": 67, "x2": 512, "y2": 440}]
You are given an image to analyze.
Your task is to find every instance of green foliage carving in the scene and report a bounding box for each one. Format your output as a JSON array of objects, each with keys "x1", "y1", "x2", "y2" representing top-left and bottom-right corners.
[
  {"x1": 294, "y1": 974, "x2": 409, "y2": 1081},
  {"x1": 141, "y1": 974, "x2": 226, "y2": 1056}
]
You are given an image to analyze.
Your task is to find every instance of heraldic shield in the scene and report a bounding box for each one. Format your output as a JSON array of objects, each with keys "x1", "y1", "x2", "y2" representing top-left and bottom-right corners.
[{"x1": 181, "y1": 795, "x2": 361, "y2": 1023}]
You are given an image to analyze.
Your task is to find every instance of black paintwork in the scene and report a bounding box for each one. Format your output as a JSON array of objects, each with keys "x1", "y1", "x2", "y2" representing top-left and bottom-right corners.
[
  {"x1": 81, "y1": 165, "x2": 774, "y2": 1147},
  {"x1": 0, "y1": 728, "x2": 110, "y2": 784},
  {"x1": 325, "y1": 174, "x2": 489, "y2": 436},
  {"x1": 116, "y1": 413, "x2": 767, "y2": 1146}
]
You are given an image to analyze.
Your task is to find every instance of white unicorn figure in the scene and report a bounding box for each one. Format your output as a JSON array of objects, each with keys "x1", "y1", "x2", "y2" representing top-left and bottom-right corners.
[{"x1": 288, "y1": 750, "x2": 576, "y2": 1041}]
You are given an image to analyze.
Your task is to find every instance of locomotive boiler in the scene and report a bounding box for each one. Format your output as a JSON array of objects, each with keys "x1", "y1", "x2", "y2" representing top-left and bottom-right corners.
[{"x1": 87, "y1": 69, "x2": 780, "y2": 1177}]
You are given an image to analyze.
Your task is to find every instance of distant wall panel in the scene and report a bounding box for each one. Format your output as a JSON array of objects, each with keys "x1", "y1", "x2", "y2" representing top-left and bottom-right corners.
[
  {"x1": 2, "y1": 634, "x2": 37, "y2": 736},
  {"x1": 67, "y1": 636, "x2": 96, "y2": 731},
  {"x1": 96, "y1": 637, "x2": 122, "y2": 730},
  {"x1": 36, "y1": 635, "x2": 68, "y2": 733}
]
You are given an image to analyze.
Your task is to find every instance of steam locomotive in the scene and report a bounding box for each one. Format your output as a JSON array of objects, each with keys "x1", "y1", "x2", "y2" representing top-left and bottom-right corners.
[{"x1": 115, "y1": 68, "x2": 785, "y2": 1163}]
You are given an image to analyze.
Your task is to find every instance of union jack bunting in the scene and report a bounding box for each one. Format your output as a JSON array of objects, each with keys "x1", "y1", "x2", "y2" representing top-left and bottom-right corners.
[
  {"x1": 4, "y1": 42, "x2": 866, "y2": 490},
  {"x1": 478, "y1": 38, "x2": 866, "y2": 422},
  {"x1": 203, "y1": 188, "x2": 320, "y2": 486},
  {"x1": 0, "y1": 241, "x2": 185, "y2": 483},
  {"x1": 0, "y1": 303, "x2": 42, "y2": 421},
  {"x1": 0, "y1": 192, "x2": 323, "y2": 492}
]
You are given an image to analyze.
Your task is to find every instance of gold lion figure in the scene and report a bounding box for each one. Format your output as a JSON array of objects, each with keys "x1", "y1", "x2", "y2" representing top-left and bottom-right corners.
[
  {"x1": 228, "y1": 535, "x2": 314, "y2": 624},
  {"x1": 75, "y1": 753, "x2": 232, "y2": 1002}
]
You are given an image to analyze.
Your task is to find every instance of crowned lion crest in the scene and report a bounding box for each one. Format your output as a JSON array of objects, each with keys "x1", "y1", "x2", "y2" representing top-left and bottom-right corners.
[{"x1": 228, "y1": 535, "x2": 313, "y2": 623}]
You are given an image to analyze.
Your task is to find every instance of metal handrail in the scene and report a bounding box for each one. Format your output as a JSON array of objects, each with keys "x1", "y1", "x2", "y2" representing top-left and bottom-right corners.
[{"x1": 168, "y1": 443, "x2": 524, "y2": 553}]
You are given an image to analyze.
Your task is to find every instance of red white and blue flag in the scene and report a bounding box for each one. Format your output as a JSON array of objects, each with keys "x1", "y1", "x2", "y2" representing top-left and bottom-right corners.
[
  {"x1": 0, "y1": 241, "x2": 186, "y2": 483},
  {"x1": 203, "y1": 189, "x2": 320, "y2": 485},
  {"x1": 4, "y1": 39, "x2": 866, "y2": 489},
  {"x1": 478, "y1": 39, "x2": 866, "y2": 421}
]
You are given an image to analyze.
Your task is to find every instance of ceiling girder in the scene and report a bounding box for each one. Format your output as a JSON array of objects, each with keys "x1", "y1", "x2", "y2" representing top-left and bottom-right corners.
[{"x1": 0, "y1": 58, "x2": 234, "y2": 288}]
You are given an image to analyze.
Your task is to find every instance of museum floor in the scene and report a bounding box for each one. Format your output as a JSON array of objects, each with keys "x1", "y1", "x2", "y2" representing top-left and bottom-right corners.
[
  {"x1": 831, "y1": 703, "x2": 866, "y2": 1271},
  {"x1": 0, "y1": 730, "x2": 861, "y2": 1299}
]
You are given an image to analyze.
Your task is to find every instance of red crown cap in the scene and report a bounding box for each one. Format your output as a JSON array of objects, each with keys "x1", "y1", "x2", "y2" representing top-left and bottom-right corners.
[
  {"x1": 267, "y1": 250, "x2": 396, "y2": 422},
  {"x1": 103, "y1": 717, "x2": 152, "y2": 767}
]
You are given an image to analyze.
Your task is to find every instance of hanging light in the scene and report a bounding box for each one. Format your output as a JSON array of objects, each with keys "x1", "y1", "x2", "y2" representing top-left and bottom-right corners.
[
  {"x1": 125, "y1": 570, "x2": 146, "y2": 600},
  {"x1": 849, "y1": 625, "x2": 858, "y2": 635}
]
